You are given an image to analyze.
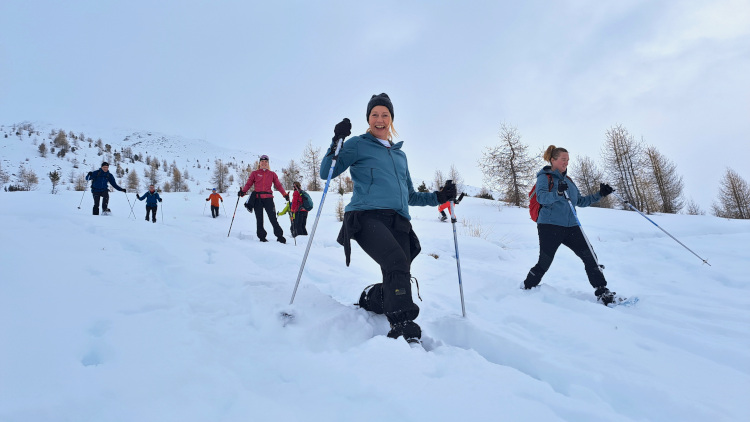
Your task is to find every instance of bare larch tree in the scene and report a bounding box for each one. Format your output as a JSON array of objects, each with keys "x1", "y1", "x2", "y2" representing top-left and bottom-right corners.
[
  {"x1": 601, "y1": 125, "x2": 653, "y2": 213},
  {"x1": 478, "y1": 123, "x2": 537, "y2": 207},
  {"x1": 645, "y1": 146, "x2": 684, "y2": 214},
  {"x1": 571, "y1": 155, "x2": 612, "y2": 208},
  {"x1": 301, "y1": 141, "x2": 322, "y2": 191},
  {"x1": 711, "y1": 168, "x2": 750, "y2": 219}
]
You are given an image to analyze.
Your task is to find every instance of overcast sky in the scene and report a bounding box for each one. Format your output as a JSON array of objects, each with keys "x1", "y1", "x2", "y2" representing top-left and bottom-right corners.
[{"x1": 2, "y1": 0, "x2": 748, "y2": 211}]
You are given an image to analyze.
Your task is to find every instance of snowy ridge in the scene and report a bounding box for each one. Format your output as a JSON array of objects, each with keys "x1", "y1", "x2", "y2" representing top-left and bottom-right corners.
[{"x1": 0, "y1": 186, "x2": 748, "y2": 421}]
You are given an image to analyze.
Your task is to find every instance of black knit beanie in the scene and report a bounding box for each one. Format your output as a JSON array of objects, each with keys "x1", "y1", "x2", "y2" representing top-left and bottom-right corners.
[{"x1": 366, "y1": 93, "x2": 394, "y2": 121}]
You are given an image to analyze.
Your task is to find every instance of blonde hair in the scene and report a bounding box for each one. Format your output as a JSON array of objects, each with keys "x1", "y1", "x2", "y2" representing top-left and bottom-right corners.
[
  {"x1": 366, "y1": 122, "x2": 399, "y2": 141},
  {"x1": 543, "y1": 145, "x2": 568, "y2": 162}
]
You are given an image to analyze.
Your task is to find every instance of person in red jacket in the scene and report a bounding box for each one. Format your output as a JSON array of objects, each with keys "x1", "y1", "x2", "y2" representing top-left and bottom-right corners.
[
  {"x1": 238, "y1": 155, "x2": 289, "y2": 243},
  {"x1": 290, "y1": 181, "x2": 309, "y2": 237}
]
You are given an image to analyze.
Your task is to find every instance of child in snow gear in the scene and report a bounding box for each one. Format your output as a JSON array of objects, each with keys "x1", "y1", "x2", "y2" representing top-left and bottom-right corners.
[
  {"x1": 85, "y1": 162, "x2": 126, "y2": 215},
  {"x1": 136, "y1": 185, "x2": 162, "y2": 223},
  {"x1": 439, "y1": 191, "x2": 465, "y2": 221},
  {"x1": 238, "y1": 155, "x2": 290, "y2": 243},
  {"x1": 522, "y1": 145, "x2": 616, "y2": 305},
  {"x1": 206, "y1": 188, "x2": 223, "y2": 218},
  {"x1": 290, "y1": 181, "x2": 310, "y2": 237},
  {"x1": 321, "y1": 93, "x2": 456, "y2": 344}
]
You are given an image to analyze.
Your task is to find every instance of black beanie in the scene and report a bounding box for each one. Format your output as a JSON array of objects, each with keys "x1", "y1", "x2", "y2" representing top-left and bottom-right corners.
[
  {"x1": 101, "y1": 162, "x2": 109, "y2": 167},
  {"x1": 366, "y1": 93, "x2": 394, "y2": 122}
]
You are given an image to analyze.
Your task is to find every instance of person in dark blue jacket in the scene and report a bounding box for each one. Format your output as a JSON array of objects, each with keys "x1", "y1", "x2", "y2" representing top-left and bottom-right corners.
[
  {"x1": 136, "y1": 185, "x2": 163, "y2": 223},
  {"x1": 85, "y1": 162, "x2": 126, "y2": 215},
  {"x1": 320, "y1": 93, "x2": 457, "y2": 344},
  {"x1": 523, "y1": 145, "x2": 615, "y2": 304}
]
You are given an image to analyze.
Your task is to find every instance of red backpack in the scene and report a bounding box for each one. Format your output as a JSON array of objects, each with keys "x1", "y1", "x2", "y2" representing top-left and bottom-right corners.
[{"x1": 529, "y1": 174, "x2": 554, "y2": 222}]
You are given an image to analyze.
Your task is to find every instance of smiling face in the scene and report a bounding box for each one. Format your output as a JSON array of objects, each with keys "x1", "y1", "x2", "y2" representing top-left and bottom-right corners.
[
  {"x1": 368, "y1": 105, "x2": 392, "y2": 140},
  {"x1": 259, "y1": 159, "x2": 269, "y2": 170},
  {"x1": 550, "y1": 151, "x2": 569, "y2": 173}
]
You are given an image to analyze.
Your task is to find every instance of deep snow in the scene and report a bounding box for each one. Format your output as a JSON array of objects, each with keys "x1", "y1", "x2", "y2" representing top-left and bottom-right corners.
[{"x1": 1, "y1": 187, "x2": 749, "y2": 422}]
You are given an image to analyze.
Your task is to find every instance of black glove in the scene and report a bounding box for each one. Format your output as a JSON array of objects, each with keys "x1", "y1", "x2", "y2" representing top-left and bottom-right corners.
[
  {"x1": 158, "y1": 198, "x2": 162, "y2": 202},
  {"x1": 435, "y1": 180, "x2": 457, "y2": 203},
  {"x1": 87, "y1": 171, "x2": 92, "y2": 178},
  {"x1": 333, "y1": 118, "x2": 352, "y2": 142},
  {"x1": 206, "y1": 198, "x2": 209, "y2": 201},
  {"x1": 238, "y1": 189, "x2": 246, "y2": 197},
  {"x1": 284, "y1": 193, "x2": 290, "y2": 201},
  {"x1": 557, "y1": 180, "x2": 568, "y2": 195},
  {"x1": 122, "y1": 188, "x2": 127, "y2": 193},
  {"x1": 599, "y1": 183, "x2": 613, "y2": 197},
  {"x1": 455, "y1": 192, "x2": 466, "y2": 205}
]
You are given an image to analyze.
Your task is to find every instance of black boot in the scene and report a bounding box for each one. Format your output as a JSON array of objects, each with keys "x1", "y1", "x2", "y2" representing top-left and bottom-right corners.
[
  {"x1": 387, "y1": 320, "x2": 422, "y2": 344},
  {"x1": 358, "y1": 284, "x2": 384, "y2": 314},
  {"x1": 595, "y1": 287, "x2": 616, "y2": 305}
]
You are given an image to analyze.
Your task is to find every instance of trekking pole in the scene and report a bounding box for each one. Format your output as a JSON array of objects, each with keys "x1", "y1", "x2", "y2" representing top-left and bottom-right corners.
[
  {"x1": 227, "y1": 196, "x2": 241, "y2": 237},
  {"x1": 221, "y1": 201, "x2": 228, "y2": 218},
  {"x1": 203, "y1": 201, "x2": 207, "y2": 215},
  {"x1": 563, "y1": 191, "x2": 604, "y2": 271},
  {"x1": 290, "y1": 137, "x2": 344, "y2": 304},
  {"x1": 611, "y1": 192, "x2": 711, "y2": 266},
  {"x1": 447, "y1": 185, "x2": 466, "y2": 318},
  {"x1": 287, "y1": 200, "x2": 296, "y2": 246},
  {"x1": 124, "y1": 191, "x2": 136, "y2": 219},
  {"x1": 77, "y1": 189, "x2": 87, "y2": 209},
  {"x1": 160, "y1": 201, "x2": 164, "y2": 224}
]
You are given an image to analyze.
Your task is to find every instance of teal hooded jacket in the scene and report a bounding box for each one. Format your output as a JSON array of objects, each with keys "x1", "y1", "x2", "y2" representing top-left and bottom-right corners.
[
  {"x1": 536, "y1": 166, "x2": 602, "y2": 227},
  {"x1": 320, "y1": 133, "x2": 438, "y2": 220}
]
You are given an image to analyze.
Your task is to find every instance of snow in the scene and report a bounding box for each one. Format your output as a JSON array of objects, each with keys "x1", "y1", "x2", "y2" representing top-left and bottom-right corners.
[{"x1": 1, "y1": 125, "x2": 749, "y2": 421}]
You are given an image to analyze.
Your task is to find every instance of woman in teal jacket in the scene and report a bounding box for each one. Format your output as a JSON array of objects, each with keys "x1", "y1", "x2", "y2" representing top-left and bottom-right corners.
[
  {"x1": 320, "y1": 93, "x2": 456, "y2": 344},
  {"x1": 523, "y1": 145, "x2": 615, "y2": 304}
]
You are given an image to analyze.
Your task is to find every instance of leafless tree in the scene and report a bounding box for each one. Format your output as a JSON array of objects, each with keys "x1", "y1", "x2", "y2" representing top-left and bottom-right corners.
[
  {"x1": 711, "y1": 168, "x2": 750, "y2": 219},
  {"x1": 0, "y1": 162, "x2": 9, "y2": 184},
  {"x1": 211, "y1": 159, "x2": 230, "y2": 193},
  {"x1": 478, "y1": 123, "x2": 538, "y2": 207},
  {"x1": 601, "y1": 125, "x2": 653, "y2": 213},
  {"x1": 684, "y1": 198, "x2": 705, "y2": 215},
  {"x1": 645, "y1": 146, "x2": 684, "y2": 213},
  {"x1": 570, "y1": 155, "x2": 612, "y2": 208},
  {"x1": 171, "y1": 167, "x2": 189, "y2": 192},
  {"x1": 433, "y1": 170, "x2": 445, "y2": 191},
  {"x1": 447, "y1": 164, "x2": 464, "y2": 193},
  {"x1": 301, "y1": 141, "x2": 322, "y2": 191},
  {"x1": 127, "y1": 170, "x2": 140, "y2": 191},
  {"x1": 282, "y1": 159, "x2": 303, "y2": 190},
  {"x1": 75, "y1": 173, "x2": 88, "y2": 191},
  {"x1": 17, "y1": 165, "x2": 39, "y2": 191}
]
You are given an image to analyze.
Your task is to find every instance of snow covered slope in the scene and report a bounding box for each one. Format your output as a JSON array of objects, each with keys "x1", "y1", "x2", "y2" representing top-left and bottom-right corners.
[{"x1": 1, "y1": 187, "x2": 748, "y2": 421}]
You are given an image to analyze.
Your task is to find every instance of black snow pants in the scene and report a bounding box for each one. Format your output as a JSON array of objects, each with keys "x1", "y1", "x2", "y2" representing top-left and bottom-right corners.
[
  {"x1": 292, "y1": 211, "x2": 308, "y2": 236},
  {"x1": 524, "y1": 223, "x2": 607, "y2": 289},
  {"x1": 353, "y1": 210, "x2": 419, "y2": 325},
  {"x1": 92, "y1": 191, "x2": 109, "y2": 215},
  {"x1": 145, "y1": 206, "x2": 157, "y2": 222},
  {"x1": 253, "y1": 197, "x2": 284, "y2": 241},
  {"x1": 210, "y1": 205, "x2": 219, "y2": 218}
]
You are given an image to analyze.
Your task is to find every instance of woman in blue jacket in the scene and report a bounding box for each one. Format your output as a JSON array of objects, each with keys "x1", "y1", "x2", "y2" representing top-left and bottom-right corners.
[
  {"x1": 136, "y1": 185, "x2": 163, "y2": 223},
  {"x1": 320, "y1": 93, "x2": 457, "y2": 344},
  {"x1": 523, "y1": 145, "x2": 615, "y2": 304},
  {"x1": 85, "y1": 162, "x2": 126, "y2": 215}
]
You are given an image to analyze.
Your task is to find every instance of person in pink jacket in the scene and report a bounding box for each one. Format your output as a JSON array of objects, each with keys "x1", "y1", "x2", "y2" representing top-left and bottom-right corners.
[{"x1": 238, "y1": 155, "x2": 290, "y2": 243}]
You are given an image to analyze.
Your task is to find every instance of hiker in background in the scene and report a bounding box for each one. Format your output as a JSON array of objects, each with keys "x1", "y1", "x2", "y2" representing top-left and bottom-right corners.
[
  {"x1": 85, "y1": 162, "x2": 126, "y2": 215},
  {"x1": 438, "y1": 191, "x2": 466, "y2": 222},
  {"x1": 522, "y1": 145, "x2": 615, "y2": 304},
  {"x1": 206, "y1": 188, "x2": 223, "y2": 218},
  {"x1": 136, "y1": 185, "x2": 162, "y2": 223},
  {"x1": 238, "y1": 155, "x2": 289, "y2": 243},
  {"x1": 290, "y1": 181, "x2": 311, "y2": 236}
]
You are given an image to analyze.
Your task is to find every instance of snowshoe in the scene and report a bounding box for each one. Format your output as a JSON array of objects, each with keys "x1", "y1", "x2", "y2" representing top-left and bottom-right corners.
[
  {"x1": 387, "y1": 320, "x2": 421, "y2": 344},
  {"x1": 595, "y1": 287, "x2": 616, "y2": 306}
]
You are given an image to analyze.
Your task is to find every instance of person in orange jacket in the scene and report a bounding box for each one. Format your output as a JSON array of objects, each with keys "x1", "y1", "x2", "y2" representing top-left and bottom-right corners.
[
  {"x1": 206, "y1": 188, "x2": 223, "y2": 218},
  {"x1": 438, "y1": 192, "x2": 465, "y2": 221}
]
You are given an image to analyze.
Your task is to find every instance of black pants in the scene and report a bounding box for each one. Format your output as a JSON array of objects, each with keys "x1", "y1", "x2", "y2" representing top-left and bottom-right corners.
[
  {"x1": 253, "y1": 197, "x2": 283, "y2": 241},
  {"x1": 211, "y1": 205, "x2": 219, "y2": 218},
  {"x1": 524, "y1": 224, "x2": 607, "y2": 289},
  {"x1": 92, "y1": 191, "x2": 109, "y2": 215},
  {"x1": 145, "y1": 206, "x2": 157, "y2": 222},
  {"x1": 292, "y1": 211, "x2": 308, "y2": 236},
  {"x1": 353, "y1": 211, "x2": 419, "y2": 325}
]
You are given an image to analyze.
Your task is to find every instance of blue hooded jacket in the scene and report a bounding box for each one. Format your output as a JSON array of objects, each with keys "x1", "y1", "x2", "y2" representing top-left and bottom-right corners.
[
  {"x1": 86, "y1": 169, "x2": 124, "y2": 193},
  {"x1": 320, "y1": 133, "x2": 438, "y2": 220},
  {"x1": 137, "y1": 190, "x2": 162, "y2": 207},
  {"x1": 535, "y1": 166, "x2": 602, "y2": 227}
]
